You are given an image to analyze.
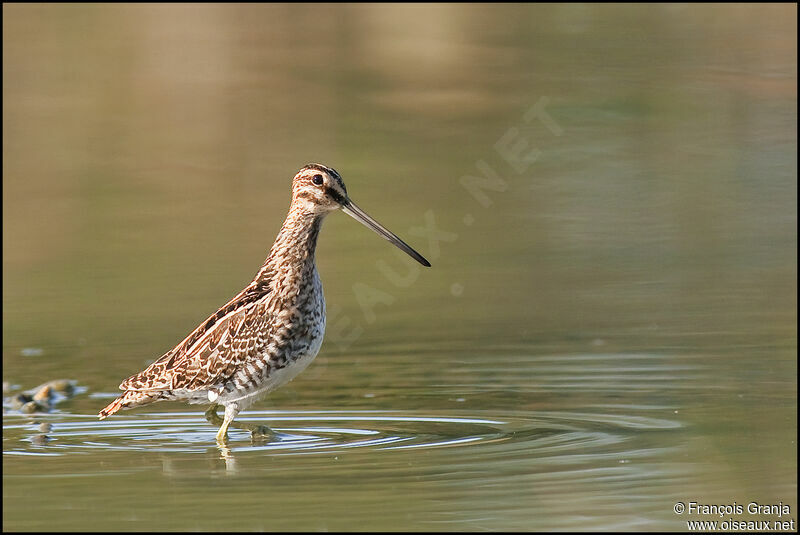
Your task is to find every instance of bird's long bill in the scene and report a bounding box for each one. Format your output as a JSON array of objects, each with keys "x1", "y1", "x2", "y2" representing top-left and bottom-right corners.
[{"x1": 341, "y1": 199, "x2": 431, "y2": 267}]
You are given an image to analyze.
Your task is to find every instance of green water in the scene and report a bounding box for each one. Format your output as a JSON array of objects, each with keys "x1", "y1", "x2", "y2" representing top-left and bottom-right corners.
[{"x1": 3, "y1": 3, "x2": 796, "y2": 531}]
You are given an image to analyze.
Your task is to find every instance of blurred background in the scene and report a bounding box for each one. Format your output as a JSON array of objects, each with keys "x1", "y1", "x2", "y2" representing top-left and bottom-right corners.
[{"x1": 3, "y1": 3, "x2": 796, "y2": 531}]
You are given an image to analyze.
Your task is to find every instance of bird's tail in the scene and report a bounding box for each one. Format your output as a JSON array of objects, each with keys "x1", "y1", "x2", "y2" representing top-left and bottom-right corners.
[{"x1": 98, "y1": 391, "x2": 159, "y2": 420}]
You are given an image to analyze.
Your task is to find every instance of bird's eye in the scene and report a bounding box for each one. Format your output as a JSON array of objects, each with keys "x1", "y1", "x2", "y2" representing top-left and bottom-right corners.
[{"x1": 312, "y1": 174, "x2": 324, "y2": 186}]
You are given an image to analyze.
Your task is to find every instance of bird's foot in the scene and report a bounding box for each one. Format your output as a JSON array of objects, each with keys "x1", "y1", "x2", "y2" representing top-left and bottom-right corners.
[
  {"x1": 245, "y1": 423, "x2": 274, "y2": 444},
  {"x1": 205, "y1": 403, "x2": 273, "y2": 443}
]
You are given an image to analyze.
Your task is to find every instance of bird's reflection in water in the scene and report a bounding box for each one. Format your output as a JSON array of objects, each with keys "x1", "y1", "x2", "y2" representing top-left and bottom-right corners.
[
  {"x1": 216, "y1": 431, "x2": 276, "y2": 474},
  {"x1": 217, "y1": 443, "x2": 237, "y2": 473},
  {"x1": 151, "y1": 418, "x2": 281, "y2": 477}
]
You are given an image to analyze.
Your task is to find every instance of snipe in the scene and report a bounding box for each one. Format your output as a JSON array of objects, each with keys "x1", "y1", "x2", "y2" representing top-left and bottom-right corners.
[{"x1": 98, "y1": 164, "x2": 430, "y2": 442}]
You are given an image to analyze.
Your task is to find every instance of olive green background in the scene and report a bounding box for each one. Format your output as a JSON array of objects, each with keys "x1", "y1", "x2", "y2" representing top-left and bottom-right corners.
[{"x1": 3, "y1": 4, "x2": 796, "y2": 531}]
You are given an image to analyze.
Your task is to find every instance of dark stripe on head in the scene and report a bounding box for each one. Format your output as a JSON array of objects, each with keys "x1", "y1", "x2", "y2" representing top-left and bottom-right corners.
[
  {"x1": 303, "y1": 163, "x2": 346, "y2": 194},
  {"x1": 327, "y1": 187, "x2": 347, "y2": 205}
]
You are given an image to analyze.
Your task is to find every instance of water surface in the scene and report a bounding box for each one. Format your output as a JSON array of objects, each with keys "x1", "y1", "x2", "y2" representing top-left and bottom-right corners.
[{"x1": 3, "y1": 3, "x2": 796, "y2": 531}]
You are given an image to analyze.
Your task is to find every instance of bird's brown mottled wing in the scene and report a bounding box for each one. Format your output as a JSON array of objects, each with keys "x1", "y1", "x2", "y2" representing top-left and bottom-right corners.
[
  {"x1": 173, "y1": 303, "x2": 272, "y2": 391},
  {"x1": 120, "y1": 282, "x2": 271, "y2": 392}
]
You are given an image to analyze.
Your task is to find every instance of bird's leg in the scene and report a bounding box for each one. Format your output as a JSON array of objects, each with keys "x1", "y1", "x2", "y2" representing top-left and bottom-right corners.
[
  {"x1": 206, "y1": 402, "x2": 273, "y2": 443},
  {"x1": 205, "y1": 403, "x2": 233, "y2": 443},
  {"x1": 205, "y1": 404, "x2": 224, "y2": 426},
  {"x1": 215, "y1": 403, "x2": 238, "y2": 444},
  {"x1": 216, "y1": 421, "x2": 232, "y2": 443}
]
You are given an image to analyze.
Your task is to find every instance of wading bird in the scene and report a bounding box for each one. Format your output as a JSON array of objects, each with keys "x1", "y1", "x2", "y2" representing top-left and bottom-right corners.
[{"x1": 99, "y1": 164, "x2": 430, "y2": 442}]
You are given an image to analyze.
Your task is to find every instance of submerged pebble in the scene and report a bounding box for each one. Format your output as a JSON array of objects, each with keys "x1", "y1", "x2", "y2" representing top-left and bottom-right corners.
[
  {"x1": 30, "y1": 434, "x2": 50, "y2": 446},
  {"x1": 29, "y1": 379, "x2": 76, "y2": 397},
  {"x1": 20, "y1": 401, "x2": 48, "y2": 414},
  {"x1": 8, "y1": 393, "x2": 33, "y2": 410},
  {"x1": 32, "y1": 385, "x2": 53, "y2": 402},
  {"x1": 3, "y1": 378, "x2": 78, "y2": 415},
  {"x1": 4, "y1": 378, "x2": 76, "y2": 448}
]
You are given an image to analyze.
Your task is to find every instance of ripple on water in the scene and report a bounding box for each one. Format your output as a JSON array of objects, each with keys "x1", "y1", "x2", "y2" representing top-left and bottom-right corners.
[{"x1": 2, "y1": 408, "x2": 682, "y2": 462}]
